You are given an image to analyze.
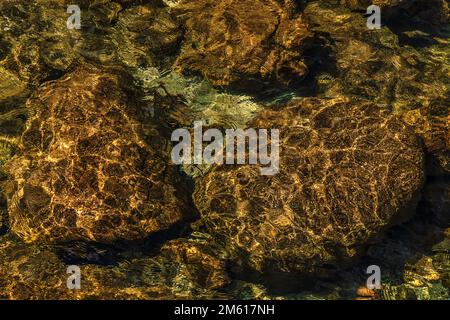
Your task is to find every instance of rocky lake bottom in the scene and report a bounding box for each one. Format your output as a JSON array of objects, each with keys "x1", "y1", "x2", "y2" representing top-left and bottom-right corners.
[{"x1": 0, "y1": 0, "x2": 449, "y2": 300}]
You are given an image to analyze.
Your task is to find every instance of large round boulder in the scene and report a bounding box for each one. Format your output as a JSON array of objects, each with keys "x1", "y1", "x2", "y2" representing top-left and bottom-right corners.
[
  {"x1": 194, "y1": 97, "x2": 425, "y2": 275},
  {"x1": 4, "y1": 65, "x2": 192, "y2": 243}
]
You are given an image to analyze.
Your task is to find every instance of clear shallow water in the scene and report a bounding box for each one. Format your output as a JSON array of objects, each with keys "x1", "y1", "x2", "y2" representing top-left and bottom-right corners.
[{"x1": 0, "y1": 0, "x2": 449, "y2": 300}]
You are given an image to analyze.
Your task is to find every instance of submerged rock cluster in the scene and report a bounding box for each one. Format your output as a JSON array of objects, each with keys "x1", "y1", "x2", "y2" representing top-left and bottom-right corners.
[
  {"x1": 4, "y1": 65, "x2": 192, "y2": 243},
  {"x1": 0, "y1": 0, "x2": 448, "y2": 299}
]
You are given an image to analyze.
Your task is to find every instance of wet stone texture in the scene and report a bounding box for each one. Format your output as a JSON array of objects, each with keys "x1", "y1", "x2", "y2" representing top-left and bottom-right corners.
[
  {"x1": 0, "y1": 0, "x2": 183, "y2": 105},
  {"x1": 0, "y1": 0, "x2": 77, "y2": 100},
  {"x1": 160, "y1": 238, "x2": 231, "y2": 290},
  {"x1": 173, "y1": 0, "x2": 313, "y2": 89},
  {"x1": 0, "y1": 235, "x2": 230, "y2": 299},
  {"x1": 3, "y1": 65, "x2": 193, "y2": 243},
  {"x1": 78, "y1": 1, "x2": 183, "y2": 70},
  {"x1": 0, "y1": 0, "x2": 448, "y2": 300},
  {"x1": 194, "y1": 97, "x2": 425, "y2": 276},
  {"x1": 303, "y1": 0, "x2": 450, "y2": 172}
]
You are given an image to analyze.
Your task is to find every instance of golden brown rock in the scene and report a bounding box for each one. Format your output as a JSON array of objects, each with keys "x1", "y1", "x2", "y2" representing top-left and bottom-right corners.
[
  {"x1": 194, "y1": 97, "x2": 425, "y2": 275},
  {"x1": 173, "y1": 0, "x2": 312, "y2": 88},
  {"x1": 403, "y1": 105, "x2": 449, "y2": 173},
  {"x1": 404, "y1": 255, "x2": 441, "y2": 287},
  {"x1": 3, "y1": 65, "x2": 192, "y2": 243},
  {"x1": 303, "y1": 1, "x2": 450, "y2": 171},
  {"x1": 0, "y1": 0, "x2": 77, "y2": 88},
  {"x1": 118, "y1": 3, "x2": 182, "y2": 55},
  {"x1": 0, "y1": 236, "x2": 73, "y2": 299},
  {"x1": 161, "y1": 238, "x2": 231, "y2": 290},
  {"x1": 0, "y1": 235, "x2": 229, "y2": 299}
]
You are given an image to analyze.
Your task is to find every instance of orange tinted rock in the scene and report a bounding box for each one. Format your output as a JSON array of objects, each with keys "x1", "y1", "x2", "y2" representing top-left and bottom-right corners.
[
  {"x1": 173, "y1": 0, "x2": 312, "y2": 88},
  {"x1": 194, "y1": 97, "x2": 425, "y2": 274},
  {"x1": 4, "y1": 65, "x2": 192, "y2": 243},
  {"x1": 161, "y1": 238, "x2": 231, "y2": 290}
]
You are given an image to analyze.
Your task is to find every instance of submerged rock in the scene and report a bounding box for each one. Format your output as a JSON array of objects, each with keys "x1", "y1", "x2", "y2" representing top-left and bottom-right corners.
[
  {"x1": 0, "y1": 236, "x2": 73, "y2": 299},
  {"x1": 403, "y1": 103, "x2": 450, "y2": 173},
  {"x1": 78, "y1": 1, "x2": 183, "y2": 70},
  {"x1": 0, "y1": 67, "x2": 27, "y2": 102},
  {"x1": 303, "y1": 0, "x2": 450, "y2": 171},
  {"x1": 194, "y1": 97, "x2": 424, "y2": 275},
  {"x1": 0, "y1": 234, "x2": 230, "y2": 299},
  {"x1": 339, "y1": 0, "x2": 449, "y2": 24},
  {"x1": 0, "y1": 204, "x2": 6, "y2": 235},
  {"x1": 3, "y1": 65, "x2": 193, "y2": 243},
  {"x1": 0, "y1": 0, "x2": 182, "y2": 106},
  {"x1": 161, "y1": 238, "x2": 231, "y2": 290},
  {"x1": 374, "y1": 244, "x2": 450, "y2": 300},
  {"x1": 0, "y1": 0, "x2": 447, "y2": 300},
  {"x1": 173, "y1": 0, "x2": 313, "y2": 89},
  {"x1": 0, "y1": 0, "x2": 78, "y2": 91}
]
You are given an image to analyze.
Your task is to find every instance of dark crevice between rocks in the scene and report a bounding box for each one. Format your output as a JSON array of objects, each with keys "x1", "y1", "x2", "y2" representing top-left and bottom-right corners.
[
  {"x1": 114, "y1": 0, "x2": 166, "y2": 11},
  {"x1": 291, "y1": 0, "x2": 309, "y2": 12},
  {"x1": 0, "y1": 181, "x2": 8, "y2": 236},
  {"x1": 294, "y1": 33, "x2": 339, "y2": 97},
  {"x1": 345, "y1": 1, "x2": 449, "y2": 48},
  {"x1": 346, "y1": 155, "x2": 450, "y2": 289},
  {"x1": 0, "y1": 94, "x2": 31, "y2": 116},
  {"x1": 427, "y1": 174, "x2": 450, "y2": 185},
  {"x1": 39, "y1": 67, "x2": 67, "y2": 84},
  {"x1": 383, "y1": 7, "x2": 449, "y2": 48},
  {"x1": 54, "y1": 213, "x2": 199, "y2": 266},
  {"x1": 225, "y1": 245, "x2": 360, "y2": 294},
  {"x1": 0, "y1": 38, "x2": 11, "y2": 61}
]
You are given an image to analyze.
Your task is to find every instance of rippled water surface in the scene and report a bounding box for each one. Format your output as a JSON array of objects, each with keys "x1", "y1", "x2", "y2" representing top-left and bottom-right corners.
[{"x1": 0, "y1": 0, "x2": 449, "y2": 300}]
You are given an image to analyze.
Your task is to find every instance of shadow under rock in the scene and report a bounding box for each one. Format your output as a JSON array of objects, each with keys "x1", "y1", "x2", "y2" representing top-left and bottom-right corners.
[
  {"x1": 55, "y1": 215, "x2": 198, "y2": 266},
  {"x1": 353, "y1": 156, "x2": 450, "y2": 288},
  {"x1": 212, "y1": 33, "x2": 339, "y2": 107}
]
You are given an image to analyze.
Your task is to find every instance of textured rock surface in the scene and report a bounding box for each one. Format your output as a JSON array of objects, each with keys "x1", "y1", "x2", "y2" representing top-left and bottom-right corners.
[
  {"x1": 404, "y1": 105, "x2": 450, "y2": 173},
  {"x1": 0, "y1": 204, "x2": 5, "y2": 234},
  {"x1": 161, "y1": 238, "x2": 231, "y2": 290},
  {"x1": 366, "y1": 210, "x2": 450, "y2": 300},
  {"x1": 0, "y1": 0, "x2": 76, "y2": 95},
  {"x1": 0, "y1": 235, "x2": 230, "y2": 299},
  {"x1": 303, "y1": 0, "x2": 450, "y2": 171},
  {"x1": 0, "y1": 0, "x2": 448, "y2": 300},
  {"x1": 3, "y1": 65, "x2": 192, "y2": 243},
  {"x1": 79, "y1": 1, "x2": 182, "y2": 69},
  {"x1": 339, "y1": 0, "x2": 449, "y2": 23},
  {"x1": 357, "y1": 152, "x2": 450, "y2": 300},
  {"x1": 194, "y1": 97, "x2": 424, "y2": 274},
  {"x1": 0, "y1": 0, "x2": 184, "y2": 178},
  {"x1": 173, "y1": 0, "x2": 312, "y2": 88},
  {"x1": 0, "y1": 0, "x2": 182, "y2": 105}
]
